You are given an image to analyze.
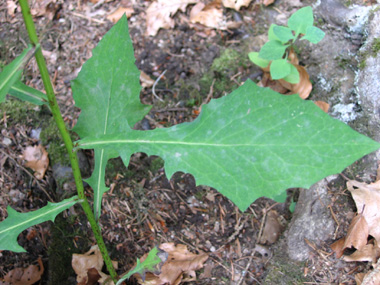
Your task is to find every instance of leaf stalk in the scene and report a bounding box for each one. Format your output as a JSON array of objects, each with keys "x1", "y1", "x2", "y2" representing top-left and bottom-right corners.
[{"x1": 19, "y1": 0, "x2": 117, "y2": 282}]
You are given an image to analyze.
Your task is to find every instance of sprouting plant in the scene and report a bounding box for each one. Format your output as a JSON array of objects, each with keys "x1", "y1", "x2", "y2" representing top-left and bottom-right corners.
[
  {"x1": 0, "y1": 2, "x2": 379, "y2": 284},
  {"x1": 249, "y1": 6, "x2": 325, "y2": 83}
]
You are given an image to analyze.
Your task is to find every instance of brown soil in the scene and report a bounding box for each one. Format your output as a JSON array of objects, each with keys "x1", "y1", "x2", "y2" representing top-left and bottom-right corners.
[{"x1": 0, "y1": 0, "x2": 376, "y2": 284}]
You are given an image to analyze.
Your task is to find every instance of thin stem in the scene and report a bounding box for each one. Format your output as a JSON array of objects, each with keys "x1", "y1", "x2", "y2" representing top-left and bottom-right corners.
[{"x1": 19, "y1": 1, "x2": 117, "y2": 282}]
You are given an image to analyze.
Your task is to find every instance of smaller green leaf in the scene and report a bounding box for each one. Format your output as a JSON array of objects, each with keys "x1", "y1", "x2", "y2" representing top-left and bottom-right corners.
[
  {"x1": 301, "y1": 26, "x2": 325, "y2": 44},
  {"x1": 0, "y1": 196, "x2": 79, "y2": 252},
  {"x1": 248, "y1": 52, "x2": 270, "y2": 68},
  {"x1": 268, "y1": 24, "x2": 281, "y2": 42},
  {"x1": 9, "y1": 81, "x2": 48, "y2": 105},
  {"x1": 273, "y1": 25, "x2": 295, "y2": 43},
  {"x1": 288, "y1": 6, "x2": 314, "y2": 37},
  {"x1": 270, "y1": 59, "x2": 291, "y2": 80},
  {"x1": 282, "y1": 64, "x2": 300, "y2": 84},
  {"x1": 259, "y1": 41, "x2": 288, "y2": 61},
  {"x1": 0, "y1": 45, "x2": 37, "y2": 103},
  {"x1": 116, "y1": 247, "x2": 167, "y2": 285}
]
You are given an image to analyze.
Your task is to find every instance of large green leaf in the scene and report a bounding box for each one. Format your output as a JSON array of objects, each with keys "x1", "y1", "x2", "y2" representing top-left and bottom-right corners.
[
  {"x1": 0, "y1": 45, "x2": 36, "y2": 103},
  {"x1": 288, "y1": 6, "x2": 314, "y2": 37},
  {"x1": 0, "y1": 196, "x2": 79, "y2": 252},
  {"x1": 76, "y1": 80, "x2": 380, "y2": 211},
  {"x1": 71, "y1": 15, "x2": 151, "y2": 221}
]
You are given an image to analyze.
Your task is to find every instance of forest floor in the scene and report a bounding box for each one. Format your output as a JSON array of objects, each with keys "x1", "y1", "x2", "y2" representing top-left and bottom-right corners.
[{"x1": 1, "y1": 0, "x2": 379, "y2": 284}]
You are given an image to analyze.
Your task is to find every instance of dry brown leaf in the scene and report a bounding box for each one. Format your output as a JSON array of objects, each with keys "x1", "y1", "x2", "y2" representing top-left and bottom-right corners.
[
  {"x1": 30, "y1": 0, "x2": 60, "y2": 20},
  {"x1": 278, "y1": 65, "x2": 312, "y2": 99},
  {"x1": 189, "y1": 2, "x2": 224, "y2": 29},
  {"x1": 347, "y1": 180, "x2": 380, "y2": 244},
  {"x1": 343, "y1": 242, "x2": 380, "y2": 263},
  {"x1": 258, "y1": 50, "x2": 312, "y2": 99},
  {"x1": 2, "y1": 257, "x2": 44, "y2": 285},
  {"x1": 7, "y1": 0, "x2": 17, "y2": 16},
  {"x1": 344, "y1": 213, "x2": 369, "y2": 251},
  {"x1": 331, "y1": 213, "x2": 369, "y2": 258},
  {"x1": 361, "y1": 258, "x2": 380, "y2": 284},
  {"x1": 135, "y1": 243, "x2": 208, "y2": 285},
  {"x1": 72, "y1": 245, "x2": 117, "y2": 285},
  {"x1": 146, "y1": 0, "x2": 197, "y2": 36},
  {"x1": 222, "y1": 0, "x2": 252, "y2": 10},
  {"x1": 21, "y1": 145, "x2": 49, "y2": 180},
  {"x1": 331, "y1": 237, "x2": 346, "y2": 258},
  {"x1": 314, "y1": 100, "x2": 330, "y2": 113},
  {"x1": 356, "y1": 272, "x2": 366, "y2": 285},
  {"x1": 140, "y1": 71, "x2": 155, "y2": 88},
  {"x1": 107, "y1": 7, "x2": 134, "y2": 23},
  {"x1": 259, "y1": 210, "x2": 285, "y2": 245},
  {"x1": 262, "y1": 0, "x2": 275, "y2": 6}
]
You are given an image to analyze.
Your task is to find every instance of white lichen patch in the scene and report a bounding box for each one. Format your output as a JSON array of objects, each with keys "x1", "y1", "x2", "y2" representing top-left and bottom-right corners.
[{"x1": 332, "y1": 103, "x2": 358, "y2": 123}]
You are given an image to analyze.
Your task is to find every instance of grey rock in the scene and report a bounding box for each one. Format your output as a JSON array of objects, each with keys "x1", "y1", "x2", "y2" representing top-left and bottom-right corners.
[
  {"x1": 317, "y1": 0, "x2": 371, "y2": 34},
  {"x1": 287, "y1": 179, "x2": 335, "y2": 261},
  {"x1": 356, "y1": 10, "x2": 380, "y2": 145}
]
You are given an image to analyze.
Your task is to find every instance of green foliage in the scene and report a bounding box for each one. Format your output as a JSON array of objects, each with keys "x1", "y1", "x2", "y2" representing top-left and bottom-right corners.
[
  {"x1": 116, "y1": 247, "x2": 166, "y2": 285},
  {"x1": 0, "y1": 45, "x2": 36, "y2": 102},
  {"x1": 249, "y1": 6, "x2": 325, "y2": 83},
  {"x1": 77, "y1": 79, "x2": 380, "y2": 211},
  {"x1": 0, "y1": 196, "x2": 79, "y2": 252},
  {"x1": 71, "y1": 15, "x2": 151, "y2": 221}
]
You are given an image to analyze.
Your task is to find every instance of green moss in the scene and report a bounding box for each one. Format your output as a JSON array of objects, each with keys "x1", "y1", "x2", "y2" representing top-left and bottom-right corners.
[
  {"x1": 200, "y1": 48, "x2": 249, "y2": 97},
  {"x1": 371, "y1": 38, "x2": 380, "y2": 55},
  {"x1": 177, "y1": 79, "x2": 202, "y2": 107},
  {"x1": 358, "y1": 59, "x2": 366, "y2": 69},
  {"x1": 40, "y1": 117, "x2": 77, "y2": 166},
  {"x1": 0, "y1": 98, "x2": 44, "y2": 124},
  {"x1": 48, "y1": 212, "x2": 90, "y2": 284},
  {"x1": 150, "y1": 157, "x2": 164, "y2": 173},
  {"x1": 264, "y1": 252, "x2": 309, "y2": 284}
]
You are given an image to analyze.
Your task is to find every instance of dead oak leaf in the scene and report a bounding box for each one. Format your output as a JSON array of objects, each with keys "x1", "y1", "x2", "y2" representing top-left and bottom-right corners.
[
  {"x1": 135, "y1": 243, "x2": 208, "y2": 285},
  {"x1": 259, "y1": 210, "x2": 285, "y2": 245},
  {"x1": 21, "y1": 145, "x2": 49, "y2": 180},
  {"x1": 1, "y1": 257, "x2": 44, "y2": 285},
  {"x1": 189, "y1": 2, "x2": 224, "y2": 29},
  {"x1": 107, "y1": 7, "x2": 134, "y2": 23},
  {"x1": 343, "y1": 241, "x2": 380, "y2": 264},
  {"x1": 72, "y1": 245, "x2": 117, "y2": 285},
  {"x1": 347, "y1": 180, "x2": 380, "y2": 244},
  {"x1": 331, "y1": 213, "x2": 369, "y2": 258},
  {"x1": 146, "y1": 0, "x2": 197, "y2": 36},
  {"x1": 222, "y1": 0, "x2": 252, "y2": 10}
]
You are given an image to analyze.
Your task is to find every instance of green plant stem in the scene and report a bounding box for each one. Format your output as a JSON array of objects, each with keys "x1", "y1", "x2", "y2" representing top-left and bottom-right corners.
[{"x1": 19, "y1": 0, "x2": 117, "y2": 282}]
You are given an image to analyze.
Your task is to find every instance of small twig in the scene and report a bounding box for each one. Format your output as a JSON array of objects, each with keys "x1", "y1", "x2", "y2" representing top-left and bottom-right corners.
[
  {"x1": 203, "y1": 78, "x2": 216, "y2": 105},
  {"x1": 69, "y1": 11, "x2": 106, "y2": 24},
  {"x1": 237, "y1": 249, "x2": 259, "y2": 285},
  {"x1": 152, "y1": 70, "x2": 166, "y2": 102},
  {"x1": 0, "y1": 148, "x2": 54, "y2": 202}
]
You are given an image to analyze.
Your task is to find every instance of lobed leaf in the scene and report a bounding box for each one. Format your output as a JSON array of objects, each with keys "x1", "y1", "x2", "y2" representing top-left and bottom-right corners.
[
  {"x1": 259, "y1": 41, "x2": 288, "y2": 60},
  {"x1": 72, "y1": 15, "x2": 151, "y2": 221},
  {"x1": 270, "y1": 59, "x2": 291, "y2": 80},
  {"x1": 77, "y1": 80, "x2": 380, "y2": 211},
  {"x1": 301, "y1": 26, "x2": 325, "y2": 44},
  {"x1": 288, "y1": 6, "x2": 314, "y2": 37},
  {"x1": 0, "y1": 45, "x2": 36, "y2": 103},
  {"x1": 0, "y1": 196, "x2": 79, "y2": 252}
]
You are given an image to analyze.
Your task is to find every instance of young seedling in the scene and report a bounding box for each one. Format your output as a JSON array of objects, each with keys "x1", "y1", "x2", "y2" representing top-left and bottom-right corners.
[
  {"x1": 0, "y1": 3, "x2": 378, "y2": 284},
  {"x1": 249, "y1": 6, "x2": 325, "y2": 84}
]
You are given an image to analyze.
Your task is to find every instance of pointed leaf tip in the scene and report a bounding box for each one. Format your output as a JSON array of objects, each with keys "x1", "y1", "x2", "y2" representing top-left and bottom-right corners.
[{"x1": 77, "y1": 81, "x2": 380, "y2": 211}]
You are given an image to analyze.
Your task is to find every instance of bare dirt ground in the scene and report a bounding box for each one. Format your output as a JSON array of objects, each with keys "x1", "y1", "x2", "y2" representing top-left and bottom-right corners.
[{"x1": 1, "y1": 0, "x2": 379, "y2": 284}]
